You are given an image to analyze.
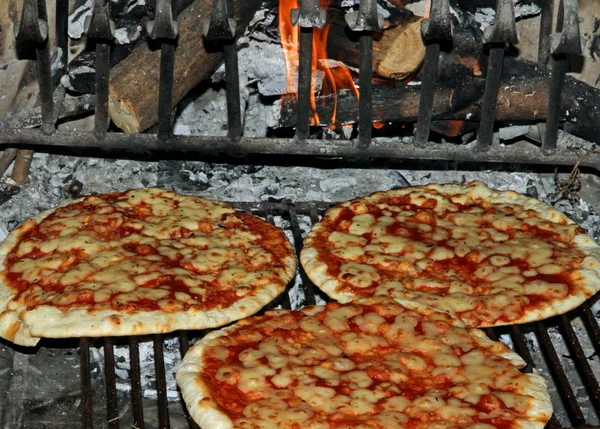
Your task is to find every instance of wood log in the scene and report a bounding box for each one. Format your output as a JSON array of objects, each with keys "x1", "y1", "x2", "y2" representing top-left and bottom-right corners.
[
  {"x1": 326, "y1": 15, "x2": 425, "y2": 81},
  {"x1": 108, "y1": 0, "x2": 271, "y2": 134},
  {"x1": 275, "y1": 61, "x2": 600, "y2": 144}
]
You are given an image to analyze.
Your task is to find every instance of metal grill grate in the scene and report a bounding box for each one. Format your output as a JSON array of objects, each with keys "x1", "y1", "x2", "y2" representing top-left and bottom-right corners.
[
  {"x1": 75, "y1": 201, "x2": 600, "y2": 429},
  {"x1": 1, "y1": 0, "x2": 599, "y2": 170}
]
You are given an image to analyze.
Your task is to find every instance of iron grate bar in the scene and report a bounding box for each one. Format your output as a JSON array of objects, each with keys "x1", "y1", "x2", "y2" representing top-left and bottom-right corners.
[
  {"x1": 288, "y1": 204, "x2": 316, "y2": 306},
  {"x1": 94, "y1": 42, "x2": 111, "y2": 136},
  {"x1": 536, "y1": 321, "x2": 587, "y2": 426},
  {"x1": 414, "y1": 42, "x2": 441, "y2": 145},
  {"x1": 129, "y1": 336, "x2": 145, "y2": 429},
  {"x1": 559, "y1": 315, "x2": 600, "y2": 412},
  {"x1": 157, "y1": 41, "x2": 177, "y2": 137},
  {"x1": 509, "y1": 325, "x2": 536, "y2": 371},
  {"x1": 153, "y1": 334, "x2": 170, "y2": 429},
  {"x1": 295, "y1": 27, "x2": 314, "y2": 142},
  {"x1": 476, "y1": 46, "x2": 505, "y2": 149},
  {"x1": 579, "y1": 302, "x2": 600, "y2": 349},
  {"x1": 103, "y1": 337, "x2": 120, "y2": 428},
  {"x1": 358, "y1": 33, "x2": 374, "y2": 149},
  {"x1": 224, "y1": 40, "x2": 243, "y2": 139},
  {"x1": 79, "y1": 337, "x2": 94, "y2": 429}
]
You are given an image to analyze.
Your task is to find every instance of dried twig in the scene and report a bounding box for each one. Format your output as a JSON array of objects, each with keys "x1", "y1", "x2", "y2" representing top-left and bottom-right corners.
[{"x1": 552, "y1": 146, "x2": 599, "y2": 201}]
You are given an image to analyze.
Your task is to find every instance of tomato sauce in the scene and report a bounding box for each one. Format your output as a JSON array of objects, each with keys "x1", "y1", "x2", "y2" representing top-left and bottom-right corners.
[
  {"x1": 4, "y1": 190, "x2": 289, "y2": 313},
  {"x1": 313, "y1": 196, "x2": 585, "y2": 325}
]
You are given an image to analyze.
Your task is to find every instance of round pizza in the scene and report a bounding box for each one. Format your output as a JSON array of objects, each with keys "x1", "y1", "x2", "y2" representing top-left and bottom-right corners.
[
  {"x1": 0, "y1": 188, "x2": 296, "y2": 346},
  {"x1": 300, "y1": 181, "x2": 600, "y2": 327},
  {"x1": 176, "y1": 298, "x2": 552, "y2": 429}
]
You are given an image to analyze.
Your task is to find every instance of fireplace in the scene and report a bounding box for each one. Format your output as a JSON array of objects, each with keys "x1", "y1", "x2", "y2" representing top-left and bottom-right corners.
[{"x1": 0, "y1": 0, "x2": 600, "y2": 428}]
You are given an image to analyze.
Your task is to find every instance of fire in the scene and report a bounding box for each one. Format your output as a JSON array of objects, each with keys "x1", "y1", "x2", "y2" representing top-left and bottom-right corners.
[{"x1": 278, "y1": 0, "x2": 359, "y2": 125}]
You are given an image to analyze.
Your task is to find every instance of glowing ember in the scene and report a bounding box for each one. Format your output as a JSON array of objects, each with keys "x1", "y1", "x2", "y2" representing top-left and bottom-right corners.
[{"x1": 278, "y1": 0, "x2": 359, "y2": 125}]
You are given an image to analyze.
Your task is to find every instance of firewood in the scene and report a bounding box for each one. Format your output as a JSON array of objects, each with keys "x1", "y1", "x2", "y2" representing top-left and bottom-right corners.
[
  {"x1": 0, "y1": 149, "x2": 18, "y2": 179},
  {"x1": 108, "y1": 0, "x2": 271, "y2": 134},
  {"x1": 10, "y1": 150, "x2": 34, "y2": 185},
  {"x1": 275, "y1": 56, "x2": 600, "y2": 144},
  {"x1": 326, "y1": 15, "x2": 425, "y2": 81}
]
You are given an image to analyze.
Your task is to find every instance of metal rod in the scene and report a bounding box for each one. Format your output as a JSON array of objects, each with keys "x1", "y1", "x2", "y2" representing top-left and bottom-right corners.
[
  {"x1": 579, "y1": 302, "x2": 600, "y2": 348},
  {"x1": 79, "y1": 338, "x2": 94, "y2": 429},
  {"x1": 543, "y1": 54, "x2": 568, "y2": 153},
  {"x1": 95, "y1": 42, "x2": 111, "y2": 136},
  {"x1": 129, "y1": 336, "x2": 145, "y2": 429},
  {"x1": 559, "y1": 315, "x2": 600, "y2": 412},
  {"x1": 103, "y1": 337, "x2": 119, "y2": 429},
  {"x1": 476, "y1": 45, "x2": 505, "y2": 150},
  {"x1": 288, "y1": 204, "x2": 316, "y2": 306},
  {"x1": 158, "y1": 41, "x2": 177, "y2": 137},
  {"x1": 56, "y1": 0, "x2": 69, "y2": 81},
  {"x1": 153, "y1": 334, "x2": 170, "y2": 429},
  {"x1": 358, "y1": 33, "x2": 373, "y2": 149},
  {"x1": 224, "y1": 40, "x2": 242, "y2": 139},
  {"x1": 536, "y1": 322, "x2": 586, "y2": 426},
  {"x1": 4, "y1": 129, "x2": 600, "y2": 171},
  {"x1": 295, "y1": 27, "x2": 314, "y2": 142},
  {"x1": 36, "y1": 0, "x2": 54, "y2": 134},
  {"x1": 537, "y1": 0, "x2": 554, "y2": 66},
  {"x1": 415, "y1": 42, "x2": 441, "y2": 145}
]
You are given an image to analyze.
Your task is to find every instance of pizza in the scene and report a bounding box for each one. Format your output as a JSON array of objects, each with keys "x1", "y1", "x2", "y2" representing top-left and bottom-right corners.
[
  {"x1": 176, "y1": 298, "x2": 552, "y2": 429},
  {"x1": 0, "y1": 188, "x2": 296, "y2": 346},
  {"x1": 300, "y1": 181, "x2": 600, "y2": 327}
]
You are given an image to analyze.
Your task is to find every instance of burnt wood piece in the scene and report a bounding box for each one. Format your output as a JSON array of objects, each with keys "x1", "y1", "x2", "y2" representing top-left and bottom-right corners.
[
  {"x1": 108, "y1": 0, "x2": 271, "y2": 134},
  {"x1": 276, "y1": 59, "x2": 600, "y2": 144},
  {"x1": 10, "y1": 149, "x2": 34, "y2": 185},
  {"x1": 326, "y1": 15, "x2": 425, "y2": 81}
]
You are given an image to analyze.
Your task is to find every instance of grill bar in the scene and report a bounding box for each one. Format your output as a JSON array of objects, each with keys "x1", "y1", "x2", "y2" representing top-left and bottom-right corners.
[
  {"x1": 536, "y1": 321, "x2": 587, "y2": 426},
  {"x1": 129, "y1": 336, "x2": 145, "y2": 429},
  {"x1": 358, "y1": 33, "x2": 374, "y2": 148},
  {"x1": 476, "y1": 45, "x2": 504, "y2": 149},
  {"x1": 79, "y1": 338, "x2": 94, "y2": 429},
  {"x1": 153, "y1": 334, "x2": 170, "y2": 429},
  {"x1": 3, "y1": 129, "x2": 600, "y2": 171},
  {"x1": 94, "y1": 42, "x2": 111, "y2": 137},
  {"x1": 559, "y1": 315, "x2": 600, "y2": 412},
  {"x1": 296, "y1": 26, "x2": 315, "y2": 142},
  {"x1": 103, "y1": 337, "x2": 120, "y2": 428},
  {"x1": 157, "y1": 41, "x2": 177, "y2": 137}
]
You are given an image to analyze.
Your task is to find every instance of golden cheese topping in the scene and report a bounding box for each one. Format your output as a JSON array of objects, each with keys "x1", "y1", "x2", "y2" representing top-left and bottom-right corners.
[
  {"x1": 2, "y1": 188, "x2": 294, "y2": 313},
  {"x1": 178, "y1": 299, "x2": 552, "y2": 429},
  {"x1": 302, "y1": 182, "x2": 598, "y2": 327}
]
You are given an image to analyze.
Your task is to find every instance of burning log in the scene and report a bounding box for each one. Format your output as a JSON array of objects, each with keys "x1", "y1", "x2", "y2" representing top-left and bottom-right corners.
[
  {"x1": 275, "y1": 58, "x2": 600, "y2": 143},
  {"x1": 326, "y1": 15, "x2": 425, "y2": 81},
  {"x1": 108, "y1": 0, "x2": 272, "y2": 134}
]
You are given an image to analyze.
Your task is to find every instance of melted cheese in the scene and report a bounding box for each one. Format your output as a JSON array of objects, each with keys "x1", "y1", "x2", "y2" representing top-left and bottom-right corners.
[
  {"x1": 194, "y1": 301, "x2": 543, "y2": 429},
  {"x1": 5, "y1": 188, "x2": 291, "y2": 313}
]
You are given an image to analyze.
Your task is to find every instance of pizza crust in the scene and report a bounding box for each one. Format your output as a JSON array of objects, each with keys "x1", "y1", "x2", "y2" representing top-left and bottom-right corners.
[
  {"x1": 300, "y1": 182, "x2": 600, "y2": 327},
  {"x1": 0, "y1": 189, "x2": 297, "y2": 346},
  {"x1": 177, "y1": 298, "x2": 553, "y2": 429}
]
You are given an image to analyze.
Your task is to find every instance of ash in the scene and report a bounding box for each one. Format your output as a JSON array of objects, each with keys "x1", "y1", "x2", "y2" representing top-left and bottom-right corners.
[{"x1": 1, "y1": 153, "x2": 600, "y2": 426}]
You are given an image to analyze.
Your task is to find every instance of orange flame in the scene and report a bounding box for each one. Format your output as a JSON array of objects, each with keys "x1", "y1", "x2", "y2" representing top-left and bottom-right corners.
[{"x1": 278, "y1": 0, "x2": 359, "y2": 125}]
